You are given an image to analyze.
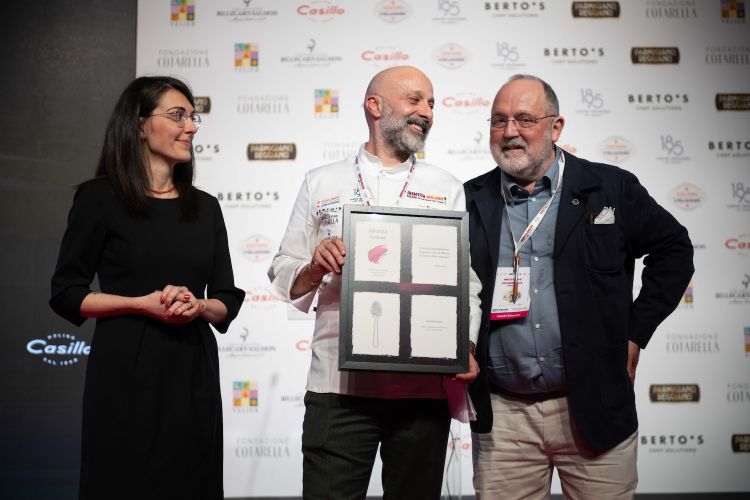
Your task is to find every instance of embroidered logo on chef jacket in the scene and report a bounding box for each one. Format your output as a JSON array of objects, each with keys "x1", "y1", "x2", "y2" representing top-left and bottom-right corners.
[{"x1": 405, "y1": 190, "x2": 447, "y2": 205}]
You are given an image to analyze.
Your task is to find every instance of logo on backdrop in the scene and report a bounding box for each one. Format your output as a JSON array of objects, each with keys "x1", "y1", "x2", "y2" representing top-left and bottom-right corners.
[
  {"x1": 715, "y1": 94, "x2": 750, "y2": 111},
  {"x1": 232, "y1": 381, "x2": 259, "y2": 412},
  {"x1": 216, "y1": 1, "x2": 279, "y2": 22},
  {"x1": 193, "y1": 96, "x2": 211, "y2": 114},
  {"x1": 279, "y1": 39, "x2": 344, "y2": 68},
  {"x1": 27, "y1": 333, "x2": 91, "y2": 366},
  {"x1": 721, "y1": 0, "x2": 746, "y2": 23},
  {"x1": 599, "y1": 136, "x2": 635, "y2": 163},
  {"x1": 733, "y1": 434, "x2": 750, "y2": 452},
  {"x1": 280, "y1": 392, "x2": 305, "y2": 407},
  {"x1": 705, "y1": 46, "x2": 750, "y2": 65},
  {"x1": 247, "y1": 143, "x2": 297, "y2": 161},
  {"x1": 631, "y1": 47, "x2": 680, "y2": 64},
  {"x1": 361, "y1": 46, "x2": 410, "y2": 68},
  {"x1": 628, "y1": 93, "x2": 688, "y2": 111},
  {"x1": 708, "y1": 140, "x2": 750, "y2": 158},
  {"x1": 492, "y1": 42, "x2": 526, "y2": 70},
  {"x1": 729, "y1": 182, "x2": 750, "y2": 211},
  {"x1": 745, "y1": 326, "x2": 750, "y2": 356},
  {"x1": 484, "y1": 1, "x2": 546, "y2": 17},
  {"x1": 170, "y1": 0, "x2": 195, "y2": 25},
  {"x1": 239, "y1": 234, "x2": 275, "y2": 262},
  {"x1": 193, "y1": 143, "x2": 220, "y2": 162},
  {"x1": 645, "y1": 0, "x2": 697, "y2": 19},
  {"x1": 575, "y1": 88, "x2": 610, "y2": 117},
  {"x1": 217, "y1": 190, "x2": 280, "y2": 210},
  {"x1": 321, "y1": 141, "x2": 360, "y2": 162},
  {"x1": 571, "y1": 1, "x2": 620, "y2": 18},
  {"x1": 314, "y1": 89, "x2": 339, "y2": 117},
  {"x1": 714, "y1": 273, "x2": 750, "y2": 304},
  {"x1": 219, "y1": 326, "x2": 277, "y2": 358},
  {"x1": 244, "y1": 288, "x2": 279, "y2": 310},
  {"x1": 156, "y1": 49, "x2": 210, "y2": 69},
  {"x1": 726, "y1": 234, "x2": 750, "y2": 257},
  {"x1": 297, "y1": 1, "x2": 345, "y2": 21},
  {"x1": 375, "y1": 0, "x2": 412, "y2": 23},
  {"x1": 441, "y1": 93, "x2": 490, "y2": 115},
  {"x1": 543, "y1": 47, "x2": 605, "y2": 64},
  {"x1": 679, "y1": 281, "x2": 694, "y2": 309},
  {"x1": 649, "y1": 384, "x2": 700, "y2": 402},
  {"x1": 237, "y1": 95, "x2": 289, "y2": 114},
  {"x1": 669, "y1": 183, "x2": 704, "y2": 211},
  {"x1": 446, "y1": 131, "x2": 492, "y2": 161},
  {"x1": 433, "y1": 0, "x2": 467, "y2": 23},
  {"x1": 656, "y1": 134, "x2": 690, "y2": 164},
  {"x1": 727, "y1": 382, "x2": 750, "y2": 403},
  {"x1": 640, "y1": 433, "x2": 704, "y2": 454},
  {"x1": 235, "y1": 437, "x2": 291, "y2": 458},
  {"x1": 234, "y1": 43, "x2": 259, "y2": 71},
  {"x1": 433, "y1": 43, "x2": 470, "y2": 69},
  {"x1": 664, "y1": 332, "x2": 720, "y2": 354}
]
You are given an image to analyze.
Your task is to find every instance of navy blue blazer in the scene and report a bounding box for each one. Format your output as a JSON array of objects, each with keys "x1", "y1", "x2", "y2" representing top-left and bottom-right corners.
[{"x1": 464, "y1": 152, "x2": 694, "y2": 451}]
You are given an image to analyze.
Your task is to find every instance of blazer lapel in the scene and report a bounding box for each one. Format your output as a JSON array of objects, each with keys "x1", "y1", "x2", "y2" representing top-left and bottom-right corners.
[{"x1": 555, "y1": 154, "x2": 600, "y2": 255}]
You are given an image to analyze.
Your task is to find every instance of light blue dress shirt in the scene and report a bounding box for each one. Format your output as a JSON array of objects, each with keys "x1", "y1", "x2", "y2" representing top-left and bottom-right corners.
[{"x1": 487, "y1": 151, "x2": 566, "y2": 395}]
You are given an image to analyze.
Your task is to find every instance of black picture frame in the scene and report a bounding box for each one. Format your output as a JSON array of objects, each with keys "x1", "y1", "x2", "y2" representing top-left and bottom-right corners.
[{"x1": 339, "y1": 205, "x2": 470, "y2": 374}]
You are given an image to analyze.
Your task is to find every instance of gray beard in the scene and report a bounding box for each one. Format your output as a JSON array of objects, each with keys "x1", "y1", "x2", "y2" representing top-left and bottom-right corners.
[
  {"x1": 380, "y1": 107, "x2": 429, "y2": 157},
  {"x1": 491, "y1": 138, "x2": 555, "y2": 182}
]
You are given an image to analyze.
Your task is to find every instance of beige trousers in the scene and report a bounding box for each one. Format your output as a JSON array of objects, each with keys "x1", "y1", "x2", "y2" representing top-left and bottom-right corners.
[{"x1": 472, "y1": 391, "x2": 638, "y2": 500}]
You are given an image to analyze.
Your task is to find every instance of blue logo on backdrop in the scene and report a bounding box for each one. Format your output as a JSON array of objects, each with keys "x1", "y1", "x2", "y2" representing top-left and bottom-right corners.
[{"x1": 27, "y1": 333, "x2": 91, "y2": 366}]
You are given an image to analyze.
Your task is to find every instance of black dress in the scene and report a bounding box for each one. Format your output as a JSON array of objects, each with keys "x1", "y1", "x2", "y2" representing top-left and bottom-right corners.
[{"x1": 50, "y1": 179, "x2": 244, "y2": 500}]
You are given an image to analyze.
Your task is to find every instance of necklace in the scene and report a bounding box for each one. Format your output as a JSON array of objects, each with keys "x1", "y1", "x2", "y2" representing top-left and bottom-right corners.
[{"x1": 149, "y1": 185, "x2": 175, "y2": 195}]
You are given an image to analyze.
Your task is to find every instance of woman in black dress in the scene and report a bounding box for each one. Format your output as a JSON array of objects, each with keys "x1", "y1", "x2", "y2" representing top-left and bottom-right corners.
[{"x1": 50, "y1": 76, "x2": 244, "y2": 499}]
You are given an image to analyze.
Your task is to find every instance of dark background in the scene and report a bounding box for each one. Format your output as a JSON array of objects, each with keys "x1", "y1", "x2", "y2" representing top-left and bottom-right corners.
[
  {"x1": 0, "y1": 2, "x2": 746, "y2": 500},
  {"x1": 0, "y1": 2, "x2": 136, "y2": 498}
]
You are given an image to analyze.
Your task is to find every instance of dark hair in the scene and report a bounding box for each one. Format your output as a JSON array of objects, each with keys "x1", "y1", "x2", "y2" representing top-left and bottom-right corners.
[
  {"x1": 507, "y1": 74, "x2": 560, "y2": 115},
  {"x1": 95, "y1": 76, "x2": 199, "y2": 220}
]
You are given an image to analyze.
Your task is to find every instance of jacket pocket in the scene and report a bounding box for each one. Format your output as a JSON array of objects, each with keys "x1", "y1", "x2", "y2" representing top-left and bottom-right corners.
[{"x1": 582, "y1": 223, "x2": 623, "y2": 274}]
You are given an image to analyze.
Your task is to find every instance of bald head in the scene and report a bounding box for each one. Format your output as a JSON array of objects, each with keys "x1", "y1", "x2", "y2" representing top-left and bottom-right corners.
[
  {"x1": 364, "y1": 66, "x2": 433, "y2": 116},
  {"x1": 362, "y1": 66, "x2": 435, "y2": 165}
]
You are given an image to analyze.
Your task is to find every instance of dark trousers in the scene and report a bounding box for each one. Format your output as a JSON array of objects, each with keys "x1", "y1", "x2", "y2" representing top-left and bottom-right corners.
[{"x1": 301, "y1": 391, "x2": 451, "y2": 500}]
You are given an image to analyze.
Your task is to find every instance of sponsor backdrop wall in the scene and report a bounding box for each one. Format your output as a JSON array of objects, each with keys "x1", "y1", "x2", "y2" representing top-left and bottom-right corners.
[{"x1": 40, "y1": 0, "x2": 750, "y2": 497}]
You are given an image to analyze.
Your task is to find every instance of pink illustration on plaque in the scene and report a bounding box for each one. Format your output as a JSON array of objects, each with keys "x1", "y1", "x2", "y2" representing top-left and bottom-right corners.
[{"x1": 368, "y1": 244, "x2": 389, "y2": 264}]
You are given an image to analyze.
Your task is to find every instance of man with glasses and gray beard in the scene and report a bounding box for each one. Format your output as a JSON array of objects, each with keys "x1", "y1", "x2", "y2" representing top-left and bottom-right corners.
[
  {"x1": 268, "y1": 66, "x2": 481, "y2": 499},
  {"x1": 465, "y1": 75, "x2": 693, "y2": 499}
]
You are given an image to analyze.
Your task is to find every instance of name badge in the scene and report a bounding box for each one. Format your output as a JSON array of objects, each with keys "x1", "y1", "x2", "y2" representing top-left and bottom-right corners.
[{"x1": 490, "y1": 266, "x2": 530, "y2": 320}]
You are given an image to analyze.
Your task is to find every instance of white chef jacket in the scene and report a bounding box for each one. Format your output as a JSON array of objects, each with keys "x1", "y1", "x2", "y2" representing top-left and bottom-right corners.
[{"x1": 268, "y1": 145, "x2": 481, "y2": 399}]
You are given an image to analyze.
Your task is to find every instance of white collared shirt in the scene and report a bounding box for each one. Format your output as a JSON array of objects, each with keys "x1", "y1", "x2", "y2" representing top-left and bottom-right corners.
[{"x1": 268, "y1": 145, "x2": 481, "y2": 398}]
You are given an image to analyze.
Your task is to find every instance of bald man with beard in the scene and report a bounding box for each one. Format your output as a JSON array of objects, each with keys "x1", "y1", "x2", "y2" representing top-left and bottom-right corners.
[{"x1": 269, "y1": 66, "x2": 481, "y2": 499}]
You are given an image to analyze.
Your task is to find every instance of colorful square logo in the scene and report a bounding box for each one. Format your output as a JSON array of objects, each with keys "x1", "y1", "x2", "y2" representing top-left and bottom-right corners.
[
  {"x1": 721, "y1": 1, "x2": 746, "y2": 19},
  {"x1": 233, "y1": 380, "x2": 258, "y2": 407},
  {"x1": 171, "y1": 0, "x2": 195, "y2": 22},
  {"x1": 235, "y1": 43, "x2": 259, "y2": 68},
  {"x1": 680, "y1": 281, "x2": 694, "y2": 308},
  {"x1": 315, "y1": 89, "x2": 339, "y2": 115},
  {"x1": 744, "y1": 326, "x2": 750, "y2": 354}
]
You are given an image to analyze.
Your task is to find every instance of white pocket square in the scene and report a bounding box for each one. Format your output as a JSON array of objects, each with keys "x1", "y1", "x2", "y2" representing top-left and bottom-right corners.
[{"x1": 593, "y1": 206, "x2": 615, "y2": 224}]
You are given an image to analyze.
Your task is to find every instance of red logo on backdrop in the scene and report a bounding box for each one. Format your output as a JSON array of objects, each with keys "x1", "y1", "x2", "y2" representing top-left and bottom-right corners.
[
  {"x1": 295, "y1": 339, "x2": 312, "y2": 351},
  {"x1": 361, "y1": 47, "x2": 410, "y2": 67},
  {"x1": 726, "y1": 234, "x2": 750, "y2": 256},
  {"x1": 244, "y1": 287, "x2": 279, "y2": 309},
  {"x1": 441, "y1": 93, "x2": 490, "y2": 113},
  {"x1": 297, "y1": 2, "x2": 345, "y2": 20}
]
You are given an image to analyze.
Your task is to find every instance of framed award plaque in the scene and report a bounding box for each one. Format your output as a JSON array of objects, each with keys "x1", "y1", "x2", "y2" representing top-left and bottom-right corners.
[{"x1": 339, "y1": 205, "x2": 470, "y2": 374}]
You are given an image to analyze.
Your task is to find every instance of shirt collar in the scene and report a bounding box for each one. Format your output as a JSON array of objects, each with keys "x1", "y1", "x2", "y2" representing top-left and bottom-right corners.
[
  {"x1": 499, "y1": 147, "x2": 561, "y2": 200},
  {"x1": 357, "y1": 144, "x2": 414, "y2": 176}
]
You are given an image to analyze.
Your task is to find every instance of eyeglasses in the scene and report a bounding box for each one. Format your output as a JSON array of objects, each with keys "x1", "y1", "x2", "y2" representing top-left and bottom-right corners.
[
  {"x1": 149, "y1": 109, "x2": 202, "y2": 129},
  {"x1": 488, "y1": 114, "x2": 557, "y2": 130}
]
